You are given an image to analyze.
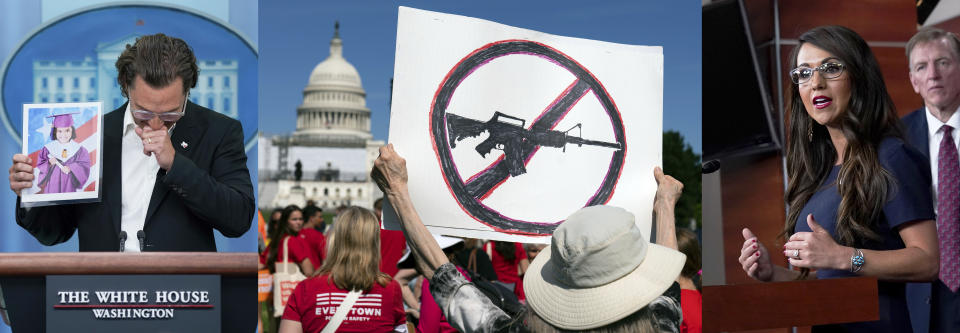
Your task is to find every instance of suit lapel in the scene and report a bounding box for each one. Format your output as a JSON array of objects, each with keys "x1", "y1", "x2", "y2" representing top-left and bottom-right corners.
[
  {"x1": 908, "y1": 109, "x2": 930, "y2": 161},
  {"x1": 143, "y1": 102, "x2": 204, "y2": 226},
  {"x1": 104, "y1": 106, "x2": 125, "y2": 235}
]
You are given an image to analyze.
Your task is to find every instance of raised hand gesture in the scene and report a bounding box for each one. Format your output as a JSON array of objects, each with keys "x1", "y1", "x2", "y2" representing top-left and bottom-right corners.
[{"x1": 739, "y1": 228, "x2": 774, "y2": 282}]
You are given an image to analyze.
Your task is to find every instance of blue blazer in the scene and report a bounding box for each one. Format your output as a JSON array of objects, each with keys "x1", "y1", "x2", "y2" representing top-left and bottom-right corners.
[
  {"x1": 903, "y1": 108, "x2": 930, "y2": 160},
  {"x1": 903, "y1": 107, "x2": 931, "y2": 333}
]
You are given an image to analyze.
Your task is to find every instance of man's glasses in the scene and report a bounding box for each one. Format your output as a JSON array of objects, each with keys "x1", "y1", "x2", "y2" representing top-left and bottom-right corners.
[
  {"x1": 132, "y1": 94, "x2": 188, "y2": 123},
  {"x1": 789, "y1": 62, "x2": 845, "y2": 84}
]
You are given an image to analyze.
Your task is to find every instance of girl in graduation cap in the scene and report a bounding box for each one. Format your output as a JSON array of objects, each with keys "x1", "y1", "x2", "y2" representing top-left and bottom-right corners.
[{"x1": 36, "y1": 112, "x2": 91, "y2": 194}]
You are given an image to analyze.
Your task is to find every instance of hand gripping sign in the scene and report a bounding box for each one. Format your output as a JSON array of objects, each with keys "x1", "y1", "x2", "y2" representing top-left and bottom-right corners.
[{"x1": 387, "y1": 7, "x2": 662, "y2": 243}]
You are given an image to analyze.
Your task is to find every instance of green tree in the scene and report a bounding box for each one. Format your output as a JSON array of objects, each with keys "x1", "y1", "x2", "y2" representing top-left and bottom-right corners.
[{"x1": 663, "y1": 131, "x2": 701, "y2": 230}]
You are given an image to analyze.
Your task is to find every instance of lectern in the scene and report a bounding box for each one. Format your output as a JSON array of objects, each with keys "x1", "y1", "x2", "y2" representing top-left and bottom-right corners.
[
  {"x1": 703, "y1": 277, "x2": 879, "y2": 332},
  {"x1": 0, "y1": 252, "x2": 256, "y2": 332}
]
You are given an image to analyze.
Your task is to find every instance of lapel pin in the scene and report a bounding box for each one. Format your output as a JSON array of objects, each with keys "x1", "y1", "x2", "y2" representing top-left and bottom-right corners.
[{"x1": 181, "y1": 141, "x2": 188, "y2": 149}]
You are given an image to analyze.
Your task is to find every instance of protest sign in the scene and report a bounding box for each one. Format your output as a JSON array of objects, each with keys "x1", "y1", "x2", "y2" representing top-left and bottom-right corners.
[{"x1": 387, "y1": 7, "x2": 662, "y2": 243}]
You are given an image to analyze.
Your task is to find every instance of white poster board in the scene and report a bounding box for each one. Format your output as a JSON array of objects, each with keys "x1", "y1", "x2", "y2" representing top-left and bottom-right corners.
[{"x1": 386, "y1": 7, "x2": 662, "y2": 244}]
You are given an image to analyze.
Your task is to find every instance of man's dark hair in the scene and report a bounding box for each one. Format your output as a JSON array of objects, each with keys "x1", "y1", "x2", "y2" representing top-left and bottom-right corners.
[
  {"x1": 115, "y1": 33, "x2": 198, "y2": 97},
  {"x1": 373, "y1": 197, "x2": 384, "y2": 212},
  {"x1": 303, "y1": 205, "x2": 322, "y2": 220}
]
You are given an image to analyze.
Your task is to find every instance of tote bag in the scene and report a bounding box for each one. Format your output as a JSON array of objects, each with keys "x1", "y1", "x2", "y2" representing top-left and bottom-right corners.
[{"x1": 273, "y1": 236, "x2": 307, "y2": 317}]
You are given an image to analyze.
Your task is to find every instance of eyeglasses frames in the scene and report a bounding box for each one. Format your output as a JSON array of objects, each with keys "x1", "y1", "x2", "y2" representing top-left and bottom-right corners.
[
  {"x1": 789, "y1": 62, "x2": 845, "y2": 84},
  {"x1": 132, "y1": 93, "x2": 188, "y2": 123}
]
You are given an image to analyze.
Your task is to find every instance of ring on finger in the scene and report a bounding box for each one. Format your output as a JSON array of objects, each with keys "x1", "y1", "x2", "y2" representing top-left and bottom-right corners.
[
  {"x1": 793, "y1": 249, "x2": 800, "y2": 259},
  {"x1": 147, "y1": 138, "x2": 153, "y2": 144}
]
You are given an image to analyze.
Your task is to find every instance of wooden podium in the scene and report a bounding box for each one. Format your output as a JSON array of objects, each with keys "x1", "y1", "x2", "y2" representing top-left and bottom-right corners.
[
  {"x1": 703, "y1": 277, "x2": 879, "y2": 332},
  {"x1": 0, "y1": 252, "x2": 256, "y2": 332}
]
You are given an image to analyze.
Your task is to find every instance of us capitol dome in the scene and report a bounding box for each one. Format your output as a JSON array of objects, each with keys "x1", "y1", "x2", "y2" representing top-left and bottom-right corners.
[
  {"x1": 259, "y1": 22, "x2": 384, "y2": 210},
  {"x1": 293, "y1": 22, "x2": 372, "y2": 144}
]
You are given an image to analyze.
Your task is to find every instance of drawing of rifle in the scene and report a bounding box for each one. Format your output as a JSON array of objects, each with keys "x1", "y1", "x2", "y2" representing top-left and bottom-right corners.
[{"x1": 446, "y1": 111, "x2": 622, "y2": 176}]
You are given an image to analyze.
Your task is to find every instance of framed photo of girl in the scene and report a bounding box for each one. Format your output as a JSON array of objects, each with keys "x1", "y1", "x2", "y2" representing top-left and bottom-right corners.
[{"x1": 20, "y1": 102, "x2": 103, "y2": 206}]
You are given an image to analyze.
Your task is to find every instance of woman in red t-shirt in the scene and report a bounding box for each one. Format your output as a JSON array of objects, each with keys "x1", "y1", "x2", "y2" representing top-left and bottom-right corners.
[
  {"x1": 280, "y1": 207, "x2": 406, "y2": 333},
  {"x1": 484, "y1": 241, "x2": 529, "y2": 292},
  {"x1": 259, "y1": 205, "x2": 315, "y2": 277}
]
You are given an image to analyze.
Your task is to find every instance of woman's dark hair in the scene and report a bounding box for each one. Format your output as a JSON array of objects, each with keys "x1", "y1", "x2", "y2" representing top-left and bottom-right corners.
[
  {"x1": 266, "y1": 205, "x2": 302, "y2": 273},
  {"x1": 267, "y1": 208, "x2": 283, "y2": 239},
  {"x1": 494, "y1": 241, "x2": 517, "y2": 262},
  {"x1": 49, "y1": 126, "x2": 76, "y2": 141},
  {"x1": 270, "y1": 208, "x2": 283, "y2": 222},
  {"x1": 782, "y1": 26, "x2": 902, "y2": 278},
  {"x1": 115, "y1": 33, "x2": 198, "y2": 97},
  {"x1": 676, "y1": 228, "x2": 701, "y2": 291}
]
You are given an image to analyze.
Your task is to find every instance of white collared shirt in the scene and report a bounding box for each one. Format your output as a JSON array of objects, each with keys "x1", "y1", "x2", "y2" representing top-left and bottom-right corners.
[
  {"x1": 925, "y1": 106, "x2": 960, "y2": 206},
  {"x1": 120, "y1": 104, "x2": 159, "y2": 252}
]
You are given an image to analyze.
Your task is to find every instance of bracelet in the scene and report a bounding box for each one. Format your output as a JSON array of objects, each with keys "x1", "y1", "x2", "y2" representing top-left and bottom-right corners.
[{"x1": 850, "y1": 248, "x2": 864, "y2": 273}]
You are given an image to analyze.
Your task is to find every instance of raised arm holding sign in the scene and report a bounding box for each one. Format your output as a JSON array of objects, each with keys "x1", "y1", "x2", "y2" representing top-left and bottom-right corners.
[{"x1": 372, "y1": 143, "x2": 686, "y2": 332}]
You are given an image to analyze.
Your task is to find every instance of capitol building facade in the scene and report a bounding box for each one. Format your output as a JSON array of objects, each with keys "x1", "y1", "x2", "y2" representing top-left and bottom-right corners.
[{"x1": 258, "y1": 26, "x2": 384, "y2": 210}]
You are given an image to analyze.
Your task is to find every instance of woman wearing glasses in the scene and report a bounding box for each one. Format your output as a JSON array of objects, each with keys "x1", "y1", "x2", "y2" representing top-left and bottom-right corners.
[{"x1": 737, "y1": 26, "x2": 939, "y2": 332}]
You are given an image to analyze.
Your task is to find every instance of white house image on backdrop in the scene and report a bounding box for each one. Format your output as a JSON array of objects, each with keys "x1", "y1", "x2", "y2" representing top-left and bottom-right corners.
[{"x1": 32, "y1": 34, "x2": 238, "y2": 119}]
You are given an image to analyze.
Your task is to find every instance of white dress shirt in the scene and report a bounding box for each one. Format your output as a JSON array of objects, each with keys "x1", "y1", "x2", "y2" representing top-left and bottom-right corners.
[
  {"x1": 120, "y1": 104, "x2": 178, "y2": 252},
  {"x1": 925, "y1": 106, "x2": 960, "y2": 207}
]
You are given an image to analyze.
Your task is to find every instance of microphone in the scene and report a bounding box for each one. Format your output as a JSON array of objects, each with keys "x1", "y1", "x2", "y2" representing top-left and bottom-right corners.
[
  {"x1": 119, "y1": 231, "x2": 127, "y2": 252},
  {"x1": 702, "y1": 159, "x2": 721, "y2": 174},
  {"x1": 137, "y1": 230, "x2": 146, "y2": 252}
]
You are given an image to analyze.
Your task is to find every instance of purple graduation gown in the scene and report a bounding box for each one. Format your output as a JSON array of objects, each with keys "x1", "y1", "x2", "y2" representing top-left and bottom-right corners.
[{"x1": 36, "y1": 140, "x2": 91, "y2": 193}]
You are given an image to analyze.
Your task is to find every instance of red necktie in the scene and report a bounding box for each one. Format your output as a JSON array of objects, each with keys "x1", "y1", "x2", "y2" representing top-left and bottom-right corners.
[{"x1": 938, "y1": 125, "x2": 960, "y2": 292}]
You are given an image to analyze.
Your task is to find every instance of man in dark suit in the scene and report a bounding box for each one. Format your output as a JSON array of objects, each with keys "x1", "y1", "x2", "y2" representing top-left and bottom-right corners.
[
  {"x1": 903, "y1": 27, "x2": 960, "y2": 333},
  {"x1": 7, "y1": 33, "x2": 254, "y2": 251}
]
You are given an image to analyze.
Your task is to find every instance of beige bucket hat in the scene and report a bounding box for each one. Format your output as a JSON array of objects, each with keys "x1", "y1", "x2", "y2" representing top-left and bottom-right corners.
[{"x1": 523, "y1": 205, "x2": 686, "y2": 330}]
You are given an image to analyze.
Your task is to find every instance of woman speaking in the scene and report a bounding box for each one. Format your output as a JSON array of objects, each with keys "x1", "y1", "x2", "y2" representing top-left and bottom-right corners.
[{"x1": 738, "y1": 26, "x2": 939, "y2": 333}]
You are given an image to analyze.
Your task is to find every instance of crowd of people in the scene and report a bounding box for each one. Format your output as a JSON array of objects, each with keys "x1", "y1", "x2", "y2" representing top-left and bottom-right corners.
[
  {"x1": 255, "y1": 151, "x2": 702, "y2": 333},
  {"x1": 252, "y1": 23, "x2": 959, "y2": 333}
]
